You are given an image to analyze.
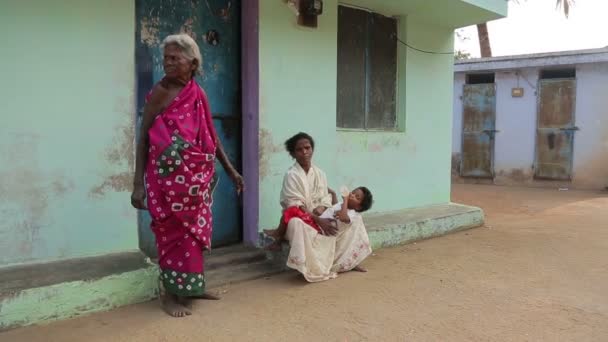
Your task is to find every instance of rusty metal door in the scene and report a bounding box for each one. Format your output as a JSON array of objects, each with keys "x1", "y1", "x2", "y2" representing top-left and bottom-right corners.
[
  {"x1": 534, "y1": 79, "x2": 577, "y2": 180},
  {"x1": 460, "y1": 84, "x2": 497, "y2": 178},
  {"x1": 135, "y1": 0, "x2": 242, "y2": 256}
]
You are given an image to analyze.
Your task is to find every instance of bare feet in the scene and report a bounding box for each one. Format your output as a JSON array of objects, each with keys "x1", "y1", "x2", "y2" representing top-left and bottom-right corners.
[
  {"x1": 177, "y1": 292, "x2": 220, "y2": 310},
  {"x1": 178, "y1": 296, "x2": 193, "y2": 310},
  {"x1": 352, "y1": 265, "x2": 368, "y2": 272},
  {"x1": 264, "y1": 241, "x2": 283, "y2": 251},
  {"x1": 339, "y1": 265, "x2": 368, "y2": 274},
  {"x1": 189, "y1": 292, "x2": 221, "y2": 300},
  {"x1": 263, "y1": 229, "x2": 284, "y2": 251},
  {"x1": 263, "y1": 228, "x2": 281, "y2": 240},
  {"x1": 161, "y1": 294, "x2": 192, "y2": 318}
]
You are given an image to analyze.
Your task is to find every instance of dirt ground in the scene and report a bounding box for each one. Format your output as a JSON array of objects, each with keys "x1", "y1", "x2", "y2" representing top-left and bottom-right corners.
[{"x1": 3, "y1": 184, "x2": 608, "y2": 341}]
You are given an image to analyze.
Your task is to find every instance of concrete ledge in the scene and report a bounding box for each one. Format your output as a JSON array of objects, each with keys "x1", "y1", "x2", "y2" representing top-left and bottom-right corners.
[
  {"x1": 366, "y1": 203, "x2": 484, "y2": 249},
  {"x1": 0, "y1": 252, "x2": 158, "y2": 331},
  {"x1": 264, "y1": 203, "x2": 484, "y2": 265}
]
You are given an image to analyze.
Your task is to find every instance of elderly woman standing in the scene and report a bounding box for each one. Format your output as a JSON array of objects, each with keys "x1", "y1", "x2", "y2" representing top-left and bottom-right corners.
[{"x1": 131, "y1": 34, "x2": 243, "y2": 318}]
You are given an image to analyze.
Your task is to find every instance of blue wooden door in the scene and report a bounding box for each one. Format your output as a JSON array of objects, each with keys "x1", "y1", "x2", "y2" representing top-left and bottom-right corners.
[
  {"x1": 460, "y1": 83, "x2": 497, "y2": 178},
  {"x1": 135, "y1": 0, "x2": 242, "y2": 256},
  {"x1": 534, "y1": 79, "x2": 577, "y2": 180}
]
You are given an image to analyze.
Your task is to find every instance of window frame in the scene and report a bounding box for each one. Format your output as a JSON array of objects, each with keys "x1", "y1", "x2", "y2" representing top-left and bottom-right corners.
[{"x1": 336, "y1": 5, "x2": 399, "y2": 131}]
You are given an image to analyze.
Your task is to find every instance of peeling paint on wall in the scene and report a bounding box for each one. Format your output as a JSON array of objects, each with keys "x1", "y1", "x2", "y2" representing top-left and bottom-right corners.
[
  {"x1": 205, "y1": 0, "x2": 233, "y2": 22},
  {"x1": 368, "y1": 143, "x2": 383, "y2": 152},
  {"x1": 0, "y1": 134, "x2": 75, "y2": 263},
  {"x1": 90, "y1": 117, "x2": 135, "y2": 197},
  {"x1": 140, "y1": 17, "x2": 161, "y2": 47},
  {"x1": 494, "y1": 168, "x2": 535, "y2": 185},
  {"x1": 106, "y1": 119, "x2": 136, "y2": 169},
  {"x1": 259, "y1": 129, "x2": 283, "y2": 179},
  {"x1": 90, "y1": 172, "x2": 133, "y2": 197},
  {"x1": 574, "y1": 125, "x2": 608, "y2": 188},
  {"x1": 180, "y1": 18, "x2": 195, "y2": 38},
  {"x1": 451, "y1": 153, "x2": 461, "y2": 178}
]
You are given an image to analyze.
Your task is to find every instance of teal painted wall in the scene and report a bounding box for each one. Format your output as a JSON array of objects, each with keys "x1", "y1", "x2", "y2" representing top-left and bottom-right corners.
[
  {"x1": 0, "y1": 0, "x2": 137, "y2": 266},
  {"x1": 463, "y1": 0, "x2": 509, "y2": 17},
  {"x1": 258, "y1": 1, "x2": 339, "y2": 230},
  {"x1": 258, "y1": 1, "x2": 456, "y2": 230}
]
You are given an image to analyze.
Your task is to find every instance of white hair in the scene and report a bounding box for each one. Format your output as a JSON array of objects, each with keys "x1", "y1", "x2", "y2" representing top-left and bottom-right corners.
[{"x1": 161, "y1": 34, "x2": 202, "y2": 75}]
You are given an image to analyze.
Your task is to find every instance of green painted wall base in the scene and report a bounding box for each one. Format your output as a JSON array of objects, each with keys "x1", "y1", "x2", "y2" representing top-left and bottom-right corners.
[
  {"x1": 366, "y1": 203, "x2": 484, "y2": 250},
  {"x1": 0, "y1": 261, "x2": 158, "y2": 331},
  {"x1": 1, "y1": 204, "x2": 482, "y2": 331}
]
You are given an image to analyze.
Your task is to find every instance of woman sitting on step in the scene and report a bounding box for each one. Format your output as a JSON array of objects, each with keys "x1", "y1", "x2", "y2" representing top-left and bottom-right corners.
[{"x1": 264, "y1": 132, "x2": 373, "y2": 282}]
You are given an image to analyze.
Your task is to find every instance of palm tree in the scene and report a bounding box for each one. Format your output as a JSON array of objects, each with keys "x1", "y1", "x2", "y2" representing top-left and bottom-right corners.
[{"x1": 477, "y1": 0, "x2": 574, "y2": 57}]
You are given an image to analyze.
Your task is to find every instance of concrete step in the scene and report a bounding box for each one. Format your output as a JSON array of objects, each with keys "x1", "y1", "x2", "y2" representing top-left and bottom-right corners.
[
  {"x1": 149, "y1": 244, "x2": 285, "y2": 290},
  {"x1": 203, "y1": 244, "x2": 286, "y2": 289},
  {"x1": 205, "y1": 258, "x2": 285, "y2": 289},
  {"x1": 0, "y1": 252, "x2": 158, "y2": 331},
  {"x1": 365, "y1": 203, "x2": 484, "y2": 249},
  {"x1": 0, "y1": 251, "x2": 152, "y2": 296},
  {"x1": 205, "y1": 245, "x2": 268, "y2": 271}
]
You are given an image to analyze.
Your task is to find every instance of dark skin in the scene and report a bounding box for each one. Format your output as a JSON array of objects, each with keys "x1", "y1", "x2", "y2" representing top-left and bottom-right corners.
[
  {"x1": 334, "y1": 188, "x2": 367, "y2": 273},
  {"x1": 290, "y1": 139, "x2": 328, "y2": 216},
  {"x1": 334, "y1": 188, "x2": 365, "y2": 224},
  {"x1": 264, "y1": 189, "x2": 363, "y2": 242},
  {"x1": 131, "y1": 43, "x2": 243, "y2": 318}
]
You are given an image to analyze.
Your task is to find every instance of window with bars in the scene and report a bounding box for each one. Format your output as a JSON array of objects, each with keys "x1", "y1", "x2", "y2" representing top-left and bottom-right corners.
[{"x1": 336, "y1": 6, "x2": 398, "y2": 130}]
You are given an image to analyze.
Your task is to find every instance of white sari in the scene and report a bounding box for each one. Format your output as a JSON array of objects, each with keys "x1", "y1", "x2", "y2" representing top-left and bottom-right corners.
[
  {"x1": 280, "y1": 162, "x2": 332, "y2": 212},
  {"x1": 281, "y1": 163, "x2": 372, "y2": 282}
]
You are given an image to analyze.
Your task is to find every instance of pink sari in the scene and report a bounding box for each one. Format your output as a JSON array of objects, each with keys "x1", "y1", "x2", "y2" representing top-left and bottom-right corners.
[{"x1": 145, "y1": 79, "x2": 217, "y2": 297}]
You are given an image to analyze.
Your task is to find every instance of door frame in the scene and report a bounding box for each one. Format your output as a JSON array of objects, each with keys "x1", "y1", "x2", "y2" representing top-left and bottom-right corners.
[
  {"x1": 533, "y1": 75, "x2": 577, "y2": 181},
  {"x1": 241, "y1": 0, "x2": 260, "y2": 246}
]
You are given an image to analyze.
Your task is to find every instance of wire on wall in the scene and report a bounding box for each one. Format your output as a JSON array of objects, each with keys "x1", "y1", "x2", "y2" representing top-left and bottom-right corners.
[
  {"x1": 516, "y1": 70, "x2": 537, "y2": 90},
  {"x1": 393, "y1": 35, "x2": 455, "y2": 55}
]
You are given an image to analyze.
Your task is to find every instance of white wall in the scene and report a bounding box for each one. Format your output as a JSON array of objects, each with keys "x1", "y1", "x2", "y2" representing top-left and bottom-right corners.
[
  {"x1": 493, "y1": 68, "x2": 538, "y2": 176},
  {"x1": 572, "y1": 63, "x2": 608, "y2": 188}
]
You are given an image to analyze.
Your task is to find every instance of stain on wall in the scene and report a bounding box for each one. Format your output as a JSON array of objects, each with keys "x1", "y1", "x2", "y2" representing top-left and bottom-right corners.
[
  {"x1": 572, "y1": 123, "x2": 608, "y2": 189},
  {"x1": 258, "y1": 129, "x2": 283, "y2": 179},
  {"x1": 451, "y1": 152, "x2": 461, "y2": 178},
  {"x1": 90, "y1": 172, "x2": 133, "y2": 197},
  {"x1": 90, "y1": 117, "x2": 135, "y2": 198},
  {"x1": 140, "y1": 17, "x2": 161, "y2": 47},
  {"x1": 0, "y1": 134, "x2": 75, "y2": 263}
]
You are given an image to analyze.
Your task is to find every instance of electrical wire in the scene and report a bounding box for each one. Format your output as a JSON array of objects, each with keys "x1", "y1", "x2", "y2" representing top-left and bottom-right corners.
[
  {"x1": 517, "y1": 70, "x2": 537, "y2": 90},
  {"x1": 393, "y1": 35, "x2": 455, "y2": 55}
]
